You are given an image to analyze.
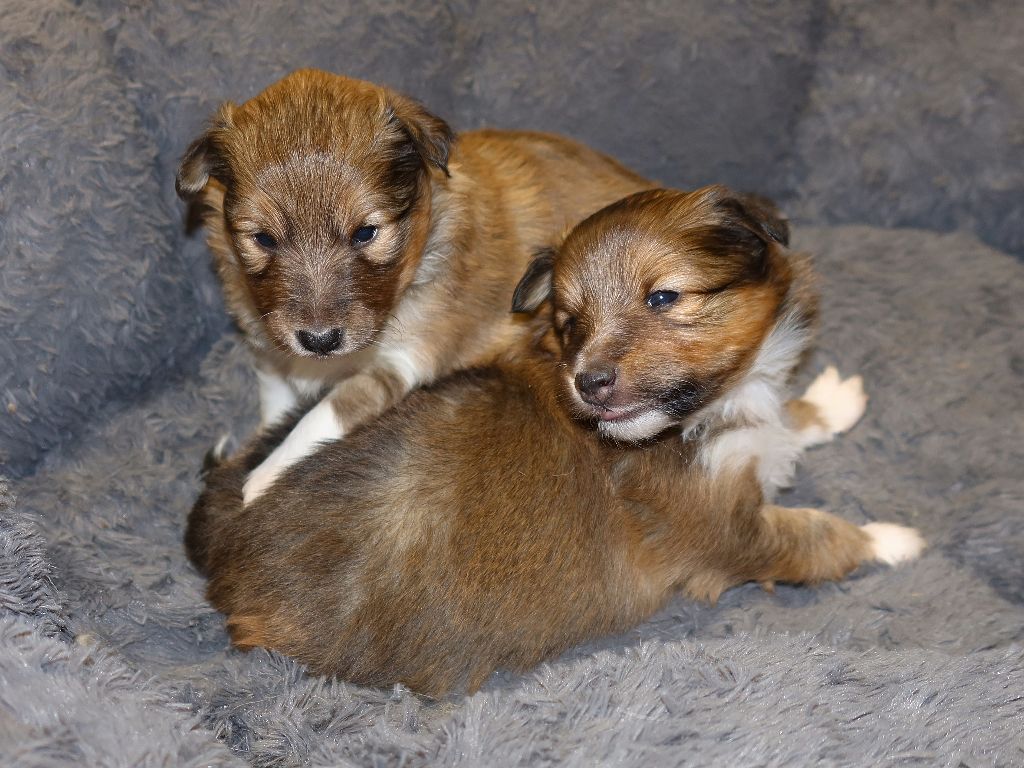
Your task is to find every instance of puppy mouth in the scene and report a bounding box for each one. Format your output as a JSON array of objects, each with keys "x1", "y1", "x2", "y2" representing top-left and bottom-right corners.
[
  {"x1": 594, "y1": 404, "x2": 647, "y2": 423},
  {"x1": 593, "y1": 403, "x2": 676, "y2": 442},
  {"x1": 293, "y1": 347, "x2": 347, "y2": 359},
  {"x1": 570, "y1": 384, "x2": 653, "y2": 424}
]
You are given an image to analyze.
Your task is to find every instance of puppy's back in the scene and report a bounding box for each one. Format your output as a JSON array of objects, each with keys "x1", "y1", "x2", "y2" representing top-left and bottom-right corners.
[{"x1": 192, "y1": 363, "x2": 637, "y2": 695}]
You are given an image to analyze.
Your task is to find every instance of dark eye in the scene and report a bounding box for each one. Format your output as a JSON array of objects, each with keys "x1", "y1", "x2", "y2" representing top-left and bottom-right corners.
[
  {"x1": 560, "y1": 316, "x2": 576, "y2": 337},
  {"x1": 351, "y1": 225, "x2": 378, "y2": 246},
  {"x1": 646, "y1": 290, "x2": 679, "y2": 309},
  {"x1": 252, "y1": 232, "x2": 277, "y2": 250}
]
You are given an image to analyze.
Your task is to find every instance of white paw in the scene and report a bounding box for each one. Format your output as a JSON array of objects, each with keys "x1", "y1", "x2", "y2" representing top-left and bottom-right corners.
[
  {"x1": 212, "y1": 433, "x2": 233, "y2": 462},
  {"x1": 801, "y1": 366, "x2": 868, "y2": 438},
  {"x1": 242, "y1": 398, "x2": 343, "y2": 506},
  {"x1": 242, "y1": 460, "x2": 281, "y2": 506},
  {"x1": 862, "y1": 522, "x2": 926, "y2": 566}
]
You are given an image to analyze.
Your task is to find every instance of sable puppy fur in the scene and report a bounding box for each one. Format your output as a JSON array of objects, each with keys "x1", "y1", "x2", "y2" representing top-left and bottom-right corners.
[
  {"x1": 188, "y1": 186, "x2": 924, "y2": 698},
  {"x1": 176, "y1": 68, "x2": 652, "y2": 505}
]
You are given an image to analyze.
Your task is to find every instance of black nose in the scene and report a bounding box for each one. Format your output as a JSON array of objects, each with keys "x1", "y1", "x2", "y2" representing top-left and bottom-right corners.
[
  {"x1": 296, "y1": 328, "x2": 343, "y2": 355},
  {"x1": 575, "y1": 366, "x2": 617, "y2": 404}
]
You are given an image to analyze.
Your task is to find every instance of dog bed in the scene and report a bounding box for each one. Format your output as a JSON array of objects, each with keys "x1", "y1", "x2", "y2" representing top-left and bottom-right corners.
[{"x1": 2, "y1": 1, "x2": 1022, "y2": 765}]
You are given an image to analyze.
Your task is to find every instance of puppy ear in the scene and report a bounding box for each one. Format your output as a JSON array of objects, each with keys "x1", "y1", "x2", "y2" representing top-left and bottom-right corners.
[
  {"x1": 511, "y1": 247, "x2": 556, "y2": 313},
  {"x1": 387, "y1": 93, "x2": 455, "y2": 176},
  {"x1": 175, "y1": 103, "x2": 235, "y2": 198},
  {"x1": 716, "y1": 191, "x2": 790, "y2": 247}
]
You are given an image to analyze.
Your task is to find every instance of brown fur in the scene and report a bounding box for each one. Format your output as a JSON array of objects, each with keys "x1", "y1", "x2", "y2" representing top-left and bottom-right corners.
[
  {"x1": 177, "y1": 69, "x2": 653, "y2": 445},
  {"x1": 542, "y1": 189, "x2": 798, "y2": 432},
  {"x1": 187, "y1": 187, "x2": 894, "y2": 698}
]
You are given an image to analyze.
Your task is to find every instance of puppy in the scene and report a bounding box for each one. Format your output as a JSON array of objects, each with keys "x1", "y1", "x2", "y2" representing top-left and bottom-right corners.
[
  {"x1": 176, "y1": 68, "x2": 652, "y2": 504},
  {"x1": 187, "y1": 186, "x2": 924, "y2": 698}
]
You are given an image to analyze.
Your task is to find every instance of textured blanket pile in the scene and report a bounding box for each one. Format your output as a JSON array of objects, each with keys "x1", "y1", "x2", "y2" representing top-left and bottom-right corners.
[{"x1": 2, "y1": 1, "x2": 1022, "y2": 765}]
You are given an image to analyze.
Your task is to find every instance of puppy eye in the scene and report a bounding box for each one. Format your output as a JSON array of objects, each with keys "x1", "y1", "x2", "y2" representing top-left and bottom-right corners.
[
  {"x1": 560, "y1": 316, "x2": 576, "y2": 336},
  {"x1": 351, "y1": 225, "x2": 378, "y2": 246},
  {"x1": 252, "y1": 231, "x2": 277, "y2": 250},
  {"x1": 646, "y1": 290, "x2": 680, "y2": 309}
]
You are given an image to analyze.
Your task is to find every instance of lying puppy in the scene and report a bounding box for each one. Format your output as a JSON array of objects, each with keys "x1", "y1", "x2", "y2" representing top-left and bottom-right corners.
[
  {"x1": 176, "y1": 68, "x2": 651, "y2": 504},
  {"x1": 187, "y1": 186, "x2": 924, "y2": 697}
]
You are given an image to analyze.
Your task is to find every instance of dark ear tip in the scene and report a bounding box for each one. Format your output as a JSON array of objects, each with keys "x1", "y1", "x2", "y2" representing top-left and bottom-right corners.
[
  {"x1": 741, "y1": 193, "x2": 790, "y2": 246},
  {"x1": 174, "y1": 175, "x2": 195, "y2": 200},
  {"x1": 174, "y1": 172, "x2": 208, "y2": 200},
  {"x1": 388, "y1": 92, "x2": 454, "y2": 175},
  {"x1": 718, "y1": 190, "x2": 790, "y2": 247},
  {"x1": 176, "y1": 103, "x2": 235, "y2": 199},
  {"x1": 511, "y1": 247, "x2": 556, "y2": 314},
  {"x1": 175, "y1": 134, "x2": 215, "y2": 199},
  {"x1": 427, "y1": 117, "x2": 455, "y2": 174}
]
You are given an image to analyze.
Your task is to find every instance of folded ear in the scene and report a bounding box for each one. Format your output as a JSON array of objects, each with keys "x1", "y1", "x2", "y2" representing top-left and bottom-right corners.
[
  {"x1": 387, "y1": 92, "x2": 455, "y2": 176},
  {"x1": 716, "y1": 191, "x2": 790, "y2": 247},
  {"x1": 511, "y1": 247, "x2": 556, "y2": 313},
  {"x1": 175, "y1": 103, "x2": 235, "y2": 198}
]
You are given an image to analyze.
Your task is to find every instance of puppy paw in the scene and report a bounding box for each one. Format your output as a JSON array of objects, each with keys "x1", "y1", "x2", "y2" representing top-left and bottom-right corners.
[
  {"x1": 242, "y1": 461, "x2": 279, "y2": 506},
  {"x1": 801, "y1": 366, "x2": 868, "y2": 439},
  {"x1": 861, "y1": 522, "x2": 926, "y2": 566},
  {"x1": 199, "y1": 433, "x2": 234, "y2": 479},
  {"x1": 242, "y1": 399, "x2": 344, "y2": 506}
]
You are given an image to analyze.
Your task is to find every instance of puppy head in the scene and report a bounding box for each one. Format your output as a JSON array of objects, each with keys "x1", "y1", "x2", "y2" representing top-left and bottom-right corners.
[
  {"x1": 513, "y1": 186, "x2": 794, "y2": 441},
  {"x1": 177, "y1": 69, "x2": 453, "y2": 358}
]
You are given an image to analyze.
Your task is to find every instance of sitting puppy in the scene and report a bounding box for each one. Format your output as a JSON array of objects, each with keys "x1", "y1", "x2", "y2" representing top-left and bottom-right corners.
[
  {"x1": 176, "y1": 68, "x2": 652, "y2": 504},
  {"x1": 187, "y1": 186, "x2": 924, "y2": 697}
]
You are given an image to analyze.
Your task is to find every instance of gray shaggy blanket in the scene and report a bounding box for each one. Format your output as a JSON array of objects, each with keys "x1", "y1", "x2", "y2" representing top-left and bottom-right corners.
[
  {"x1": 3, "y1": 0, "x2": 1024, "y2": 764},
  {"x1": 4, "y1": 227, "x2": 1023, "y2": 766}
]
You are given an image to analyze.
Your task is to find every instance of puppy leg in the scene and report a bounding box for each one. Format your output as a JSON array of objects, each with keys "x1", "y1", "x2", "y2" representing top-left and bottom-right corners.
[
  {"x1": 752, "y1": 505, "x2": 924, "y2": 587},
  {"x1": 256, "y1": 367, "x2": 299, "y2": 428},
  {"x1": 732, "y1": 367, "x2": 868, "y2": 500},
  {"x1": 242, "y1": 362, "x2": 413, "y2": 505},
  {"x1": 701, "y1": 368, "x2": 867, "y2": 500},
  {"x1": 788, "y1": 366, "x2": 868, "y2": 449},
  {"x1": 188, "y1": 415, "x2": 301, "y2": 572},
  {"x1": 186, "y1": 453, "x2": 246, "y2": 575},
  {"x1": 242, "y1": 398, "x2": 343, "y2": 504}
]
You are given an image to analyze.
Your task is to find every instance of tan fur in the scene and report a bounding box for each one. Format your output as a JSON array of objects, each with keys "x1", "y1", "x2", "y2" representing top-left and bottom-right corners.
[
  {"x1": 187, "y1": 187, "x2": 919, "y2": 698},
  {"x1": 179, "y1": 69, "x2": 652, "y2": 453}
]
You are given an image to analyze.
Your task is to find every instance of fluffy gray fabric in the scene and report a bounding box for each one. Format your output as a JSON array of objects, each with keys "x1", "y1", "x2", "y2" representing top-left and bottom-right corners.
[{"x1": 1, "y1": 0, "x2": 1023, "y2": 764}]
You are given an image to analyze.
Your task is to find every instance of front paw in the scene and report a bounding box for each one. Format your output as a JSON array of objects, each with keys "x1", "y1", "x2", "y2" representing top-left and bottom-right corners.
[
  {"x1": 861, "y1": 522, "x2": 926, "y2": 566},
  {"x1": 801, "y1": 366, "x2": 868, "y2": 438},
  {"x1": 242, "y1": 460, "x2": 280, "y2": 506},
  {"x1": 241, "y1": 398, "x2": 344, "y2": 506}
]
